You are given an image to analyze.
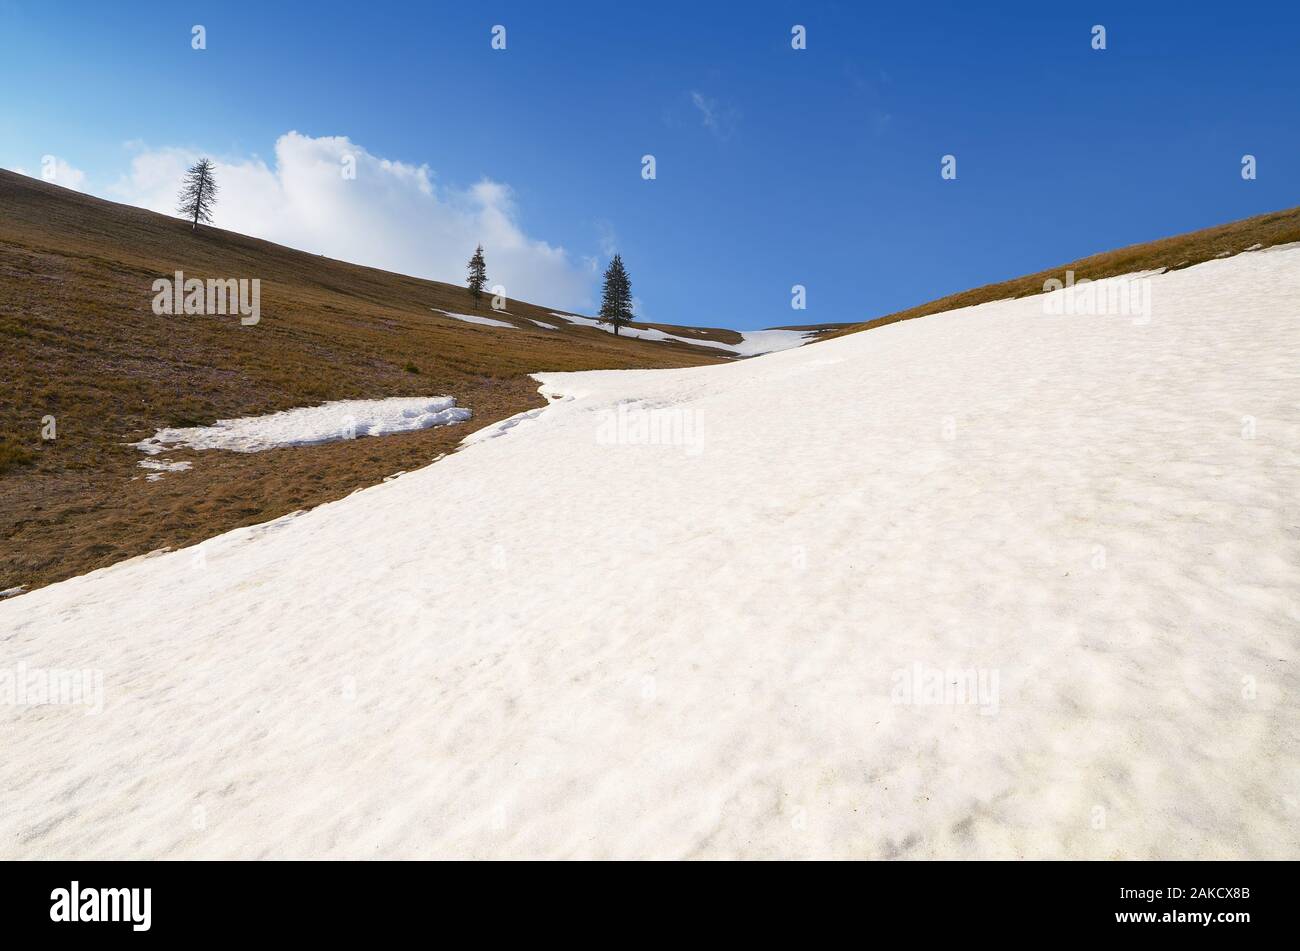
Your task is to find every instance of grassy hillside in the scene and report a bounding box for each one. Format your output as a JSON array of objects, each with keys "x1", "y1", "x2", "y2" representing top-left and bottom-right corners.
[
  {"x1": 828, "y1": 205, "x2": 1300, "y2": 338},
  {"x1": 0, "y1": 171, "x2": 731, "y2": 592}
]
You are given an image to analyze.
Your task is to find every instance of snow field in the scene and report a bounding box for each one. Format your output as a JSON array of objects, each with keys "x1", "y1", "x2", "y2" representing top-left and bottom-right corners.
[{"x1": 3, "y1": 246, "x2": 1298, "y2": 858}]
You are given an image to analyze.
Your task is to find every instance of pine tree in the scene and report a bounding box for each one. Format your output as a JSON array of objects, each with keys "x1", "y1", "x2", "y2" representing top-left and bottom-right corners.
[
  {"x1": 467, "y1": 245, "x2": 488, "y2": 309},
  {"x1": 176, "y1": 158, "x2": 218, "y2": 231},
  {"x1": 598, "y1": 254, "x2": 634, "y2": 335}
]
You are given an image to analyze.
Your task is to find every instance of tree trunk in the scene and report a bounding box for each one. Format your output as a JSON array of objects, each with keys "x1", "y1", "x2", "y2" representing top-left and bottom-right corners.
[{"x1": 193, "y1": 178, "x2": 203, "y2": 230}]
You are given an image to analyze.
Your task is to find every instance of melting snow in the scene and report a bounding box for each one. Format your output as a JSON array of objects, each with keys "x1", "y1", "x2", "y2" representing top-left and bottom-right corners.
[
  {"x1": 133, "y1": 397, "x2": 471, "y2": 454},
  {"x1": 137, "y1": 458, "x2": 193, "y2": 482},
  {"x1": 5, "y1": 248, "x2": 1299, "y2": 859},
  {"x1": 138, "y1": 459, "x2": 192, "y2": 472},
  {"x1": 433, "y1": 309, "x2": 515, "y2": 329},
  {"x1": 549, "y1": 312, "x2": 812, "y2": 356},
  {"x1": 432, "y1": 303, "x2": 812, "y2": 355}
]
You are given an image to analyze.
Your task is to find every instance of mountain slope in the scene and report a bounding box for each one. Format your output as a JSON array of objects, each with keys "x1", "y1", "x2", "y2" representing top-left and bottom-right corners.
[
  {"x1": 3, "y1": 244, "x2": 1297, "y2": 858},
  {"x1": 829, "y1": 204, "x2": 1300, "y2": 338},
  {"x1": 1, "y1": 170, "x2": 773, "y2": 592}
]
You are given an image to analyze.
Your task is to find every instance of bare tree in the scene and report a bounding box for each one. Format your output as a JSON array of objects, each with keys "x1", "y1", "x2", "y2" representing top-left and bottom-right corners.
[{"x1": 177, "y1": 159, "x2": 218, "y2": 231}]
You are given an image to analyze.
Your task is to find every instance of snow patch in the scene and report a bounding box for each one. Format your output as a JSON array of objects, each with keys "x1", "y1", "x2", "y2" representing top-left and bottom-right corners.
[
  {"x1": 434, "y1": 309, "x2": 515, "y2": 329},
  {"x1": 722, "y1": 328, "x2": 817, "y2": 357},
  {"x1": 133, "y1": 397, "x2": 471, "y2": 454},
  {"x1": 548, "y1": 313, "x2": 811, "y2": 356},
  {"x1": 137, "y1": 458, "x2": 192, "y2": 481}
]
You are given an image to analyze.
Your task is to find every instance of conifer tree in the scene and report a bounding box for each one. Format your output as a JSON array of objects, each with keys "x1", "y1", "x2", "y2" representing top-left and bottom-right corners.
[
  {"x1": 467, "y1": 245, "x2": 488, "y2": 309},
  {"x1": 176, "y1": 158, "x2": 218, "y2": 231},
  {"x1": 598, "y1": 254, "x2": 634, "y2": 335}
]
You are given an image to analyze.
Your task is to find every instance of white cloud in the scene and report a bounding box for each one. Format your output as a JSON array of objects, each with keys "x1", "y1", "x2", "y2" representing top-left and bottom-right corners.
[
  {"x1": 594, "y1": 219, "x2": 619, "y2": 257},
  {"x1": 689, "y1": 91, "x2": 739, "y2": 140},
  {"x1": 108, "y1": 132, "x2": 594, "y2": 309},
  {"x1": 10, "y1": 156, "x2": 87, "y2": 191}
]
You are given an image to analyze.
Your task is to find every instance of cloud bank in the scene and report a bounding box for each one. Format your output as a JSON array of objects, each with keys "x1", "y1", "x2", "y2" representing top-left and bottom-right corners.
[
  {"x1": 108, "y1": 132, "x2": 595, "y2": 309},
  {"x1": 12, "y1": 156, "x2": 87, "y2": 191}
]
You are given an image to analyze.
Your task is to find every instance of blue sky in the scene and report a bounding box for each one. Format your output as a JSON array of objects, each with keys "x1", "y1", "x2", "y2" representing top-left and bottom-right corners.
[{"x1": 2, "y1": 0, "x2": 1297, "y2": 329}]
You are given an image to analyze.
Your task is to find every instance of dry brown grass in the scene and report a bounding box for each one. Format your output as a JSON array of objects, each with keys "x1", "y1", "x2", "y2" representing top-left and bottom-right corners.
[
  {"x1": 826, "y1": 205, "x2": 1300, "y2": 338},
  {"x1": 0, "y1": 441, "x2": 35, "y2": 476},
  {"x1": 0, "y1": 171, "x2": 729, "y2": 593}
]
